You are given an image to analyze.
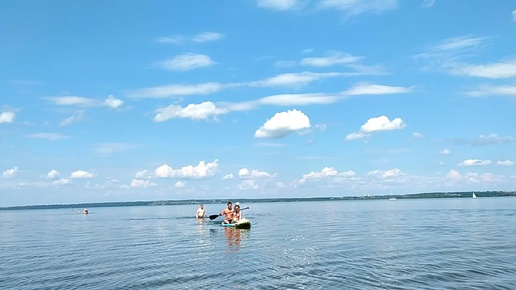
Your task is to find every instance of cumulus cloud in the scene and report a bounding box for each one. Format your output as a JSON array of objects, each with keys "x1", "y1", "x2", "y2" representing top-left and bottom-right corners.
[
  {"x1": 0, "y1": 111, "x2": 15, "y2": 123},
  {"x1": 257, "y1": 0, "x2": 299, "y2": 11},
  {"x1": 254, "y1": 109, "x2": 311, "y2": 138},
  {"x1": 154, "y1": 101, "x2": 228, "y2": 122},
  {"x1": 130, "y1": 179, "x2": 151, "y2": 188},
  {"x1": 446, "y1": 169, "x2": 462, "y2": 181},
  {"x1": 70, "y1": 170, "x2": 95, "y2": 178},
  {"x1": 298, "y1": 167, "x2": 356, "y2": 184},
  {"x1": 238, "y1": 168, "x2": 273, "y2": 179},
  {"x1": 44, "y1": 170, "x2": 60, "y2": 179},
  {"x1": 128, "y1": 82, "x2": 222, "y2": 99},
  {"x1": 465, "y1": 172, "x2": 502, "y2": 183},
  {"x1": 53, "y1": 178, "x2": 71, "y2": 185},
  {"x1": 238, "y1": 179, "x2": 259, "y2": 190},
  {"x1": 367, "y1": 168, "x2": 404, "y2": 179},
  {"x1": 3, "y1": 167, "x2": 18, "y2": 178},
  {"x1": 440, "y1": 149, "x2": 451, "y2": 155},
  {"x1": 174, "y1": 181, "x2": 186, "y2": 188},
  {"x1": 458, "y1": 159, "x2": 492, "y2": 166},
  {"x1": 222, "y1": 173, "x2": 234, "y2": 180},
  {"x1": 158, "y1": 53, "x2": 214, "y2": 71},
  {"x1": 135, "y1": 169, "x2": 152, "y2": 179},
  {"x1": 104, "y1": 95, "x2": 124, "y2": 109},
  {"x1": 346, "y1": 115, "x2": 406, "y2": 140},
  {"x1": 318, "y1": 0, "x2": 398, "y2": 17},
  {"x1": 497, "y1": 160, "x2": 514, "y2": 166},
  {"x1": 154, "y1": 160, "x2": 219, "y2": 179}
]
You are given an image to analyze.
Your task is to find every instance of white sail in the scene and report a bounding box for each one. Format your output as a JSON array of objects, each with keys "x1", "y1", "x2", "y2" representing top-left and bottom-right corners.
[{"x1": 472, "y1": 193, "x2": 477, "y2": 198}]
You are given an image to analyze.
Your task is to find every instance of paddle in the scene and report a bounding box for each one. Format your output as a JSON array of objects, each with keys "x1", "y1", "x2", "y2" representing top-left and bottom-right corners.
[{"x1": 209, "y1": 207, "x2": 249, "y2": 220}]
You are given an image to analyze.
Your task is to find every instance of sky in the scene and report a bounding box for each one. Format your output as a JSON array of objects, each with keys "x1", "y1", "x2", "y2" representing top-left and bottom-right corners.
[{"x1": 1, "y1": 0, "x2": 516, "y2": 207}]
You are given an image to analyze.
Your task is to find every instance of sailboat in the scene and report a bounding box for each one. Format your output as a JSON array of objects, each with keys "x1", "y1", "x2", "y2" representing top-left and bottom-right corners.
[{"x1": 472, "y1": 192, "x2": 477, "y2": 199}]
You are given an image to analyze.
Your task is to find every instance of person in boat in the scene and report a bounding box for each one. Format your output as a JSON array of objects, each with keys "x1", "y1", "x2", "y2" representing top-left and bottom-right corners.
[
  {"x1": 233, "y1": 204, "x2": 242, "y2": 222},
  {"x1": 83, "y1": 209, "x2": 88, "y2": 215},
  {"x1": 219, "y1": 201, "x2": 234, "y2": 224},
  {"x1": 195, "y1": 204, "x2": 206, "y2": 218}
]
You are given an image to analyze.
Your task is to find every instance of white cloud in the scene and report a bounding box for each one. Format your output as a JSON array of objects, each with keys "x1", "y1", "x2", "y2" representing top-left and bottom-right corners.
[
  {"x1": 44, "y1": 170, "x2": 60, "y2": 179},
  {"x1": 0, "y1": 111, "x2": 15, "y2": 123},
  {"x1": 130, "y1": 179, "x2": 151, "y2": 188},
  {"x1": 222, "y1": 173, "x2": 234, "y2": 180},
  {"x1": 154, "y1": 101, "x2": 228, "y2": 122},
  {"x1": 497, "y1": 160, "x2": 514, "y2": 166},
  {"x1": 343, "y1": 83, "x2": 412, "y2": 95},
  {"x1": 440, "y1": 149, "x2": 451, "y2": 155},
  {"x1": 193, "y1": 32, "x2": 223, "y2": 43},
  {"x1": 468, "y1": 84, "x2": 516, "y2": 97},
  {"x1": 158, "y1": 53, "x2": 214, "y2": 71},
  {"x1": 59, "y1": 110, "x2": 84, "y2": 126},
  {"x1": 512, "y1": 10, "x2": 516, "y2": 22},
  {"x1": 257, "y1": 93, "x2": 341, "y2": 106},
  {"x1": 174, "y1": 181, "x2": 186, "y2": 188},
  {"x1": 254, "y1": 109, "x2": 311, "y2": 138},
  {"x1": 251, "y1": 72, "x2": 346, "y2": 88},
  {"x1": 446, "y1": 169, "x2": 461, "y2": 181},
  {"x1": 70, "y1": 170, "x2": 95, "y2": 178},
  {"x1": 257, "y1": 0, "x2": 299, "y2": 11},
  {"x1": 46, "y1": 96, "x2": 97, "y2": 106},
  {"x1": 434, "y1": 36, "x2": 486, "y2": 51},
  {"x1": 3, "y1": 167, "x2": 18, "y2": 178},
  {"x1": 346, "y1": 115, "x2": 406, "y2": 140},
  {"x1": 367, "y1": 168, "x2": 404, "y2": 179},
  {"x1": 53, "y1": 178, "x2": 70, "y2": 185},
  {"x1": 154, "y1": 160, "x2": 219, "y2": 179},
  {"x1": 298, "y1": 167, "x2": 356, "y2": 184},
  {"x1": 318, "y1": 0, "x2": 398, "y2": 17},
  {"x1": 451, "y1": 60, "x2": 516, "y2": 79},
  {"x1": 238, "y1": 168, "x2": 273, "y2": 179},
  {"x1": 458, "y1": 159, "x2": 492, "y2": 166},
  {"x1": 157, "y1": 32, "x2": 223, "y2": 44},
  {"x1": 128, "y1": 82, "x2": 222, "y2": 98},
  {"x1": 135, "y1": 169, "x2": 152, "y2": 179},
  {"x1": 26, "y1": 133, "x2": 69, "y2": 140},
  {"x1": 473, "y1": 134, "x2": 513, "y2": 146},
  {"x1": 413, "y1": 132, "x2": 423, "y2": 138},
  {"x1": 238, "y1": 179, "x2": 259, "y2": 190},
  {"x1": 104, "y1": 95, "x2": 124, "y2": 109},
  {"x1": 300, "y1": 52, "x2": 361, "y2": 67},
  {"x1": 465, "y1": 172, "x2": 502, "y2": 183}
]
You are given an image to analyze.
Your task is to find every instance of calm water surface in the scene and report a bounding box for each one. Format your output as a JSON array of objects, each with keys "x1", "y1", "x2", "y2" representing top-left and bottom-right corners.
[{"x1": 1, "y1": 198, "x2": 516, "y2": 289}]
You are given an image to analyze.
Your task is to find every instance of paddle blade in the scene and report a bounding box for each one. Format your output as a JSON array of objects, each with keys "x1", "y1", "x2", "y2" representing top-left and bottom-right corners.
[{"x1": 209, "y1": 214, "x2": 220, "y2": 220}]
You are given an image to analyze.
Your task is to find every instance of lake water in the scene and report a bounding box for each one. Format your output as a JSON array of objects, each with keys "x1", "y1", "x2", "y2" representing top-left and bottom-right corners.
[{"x1": 1, "y1": 197, "x2": 516, "y2": 289}]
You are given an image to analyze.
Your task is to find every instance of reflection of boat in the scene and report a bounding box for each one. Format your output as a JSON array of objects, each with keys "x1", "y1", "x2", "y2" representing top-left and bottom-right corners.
[
  {"x1": 222, "y1": 218, "x2": 251, "y2": 229},
  {"x1": 472, "y1": 193, "x2": 477, "y2": 199}
]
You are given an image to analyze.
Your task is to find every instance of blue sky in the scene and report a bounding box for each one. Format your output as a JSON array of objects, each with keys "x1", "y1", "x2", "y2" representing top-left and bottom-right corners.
[{"x1": 1, "y1": 0, "x2": 516, "y2": 207}]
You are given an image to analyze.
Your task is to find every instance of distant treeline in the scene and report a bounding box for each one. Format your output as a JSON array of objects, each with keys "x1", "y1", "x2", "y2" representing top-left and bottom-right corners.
[{"x1": 1, "y1": 191, "x2": 515, "y2": 211}]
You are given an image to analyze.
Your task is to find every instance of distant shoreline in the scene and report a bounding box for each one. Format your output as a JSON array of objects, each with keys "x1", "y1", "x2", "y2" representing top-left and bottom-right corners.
[{"x1": 1, "y1": 191, "x2": 515, "y2": 211}]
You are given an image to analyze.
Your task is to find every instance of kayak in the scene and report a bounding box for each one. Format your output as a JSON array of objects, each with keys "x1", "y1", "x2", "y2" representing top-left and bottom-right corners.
[{"x1": 222, "y1": 218, "x2": 251, "y2": 229}]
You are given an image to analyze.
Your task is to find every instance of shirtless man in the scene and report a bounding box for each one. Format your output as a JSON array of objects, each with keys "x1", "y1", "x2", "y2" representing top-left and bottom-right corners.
[
  {"x1": 195, "y1": 204, "x2": 206, "y2": 218},
  {"x1": 219, "y1": 202, "x2": 234, "y2": 224}
]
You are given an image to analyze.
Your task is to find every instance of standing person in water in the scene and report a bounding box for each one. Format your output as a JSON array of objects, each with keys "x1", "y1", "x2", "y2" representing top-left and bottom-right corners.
[
  {"x1": 220, "y1": 202, "x2": 234, "y2": 224},
  {"x1": 196, "y1": 204, "x2": 206, "y2": 218}
]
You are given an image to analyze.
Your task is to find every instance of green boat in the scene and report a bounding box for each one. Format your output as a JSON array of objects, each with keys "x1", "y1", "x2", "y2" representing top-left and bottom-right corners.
[{"x1": 222, "y1": 218, "x2": 251, "y2": 229}]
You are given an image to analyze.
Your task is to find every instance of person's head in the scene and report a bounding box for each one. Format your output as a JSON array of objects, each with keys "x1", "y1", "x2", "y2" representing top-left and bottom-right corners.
[
  {"x1": 227, "y1": 202, "x2": 232, "y2": 209},
  {"x1": 234, "y1": 205, "x2": 240, "y2": 212},
  {"x1": 200, "y1": 204, "x2": 204, "y2": 209}
]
